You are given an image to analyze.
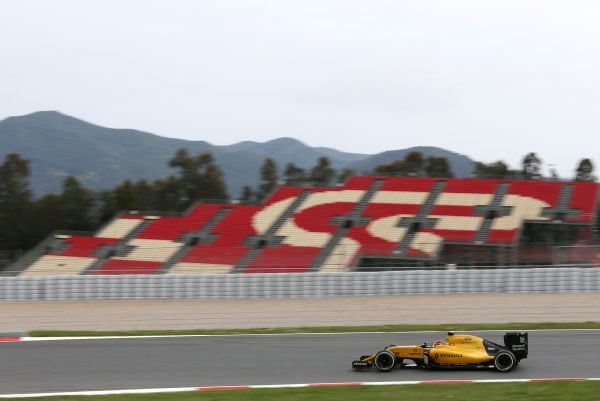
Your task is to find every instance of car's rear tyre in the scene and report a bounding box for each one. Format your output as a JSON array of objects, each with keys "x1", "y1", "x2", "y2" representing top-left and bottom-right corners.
[
  {"x1": 374, "y1": 350, "x2": 396, "y2": 372},
  {"x1": 494, "y1": 351, "x2": 517, "y2": 372}
]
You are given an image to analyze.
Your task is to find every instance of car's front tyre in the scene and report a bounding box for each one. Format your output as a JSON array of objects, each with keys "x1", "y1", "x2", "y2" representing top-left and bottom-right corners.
[
  {"x1": 374, "y1": 350, "x2": 396, "y2": 372},
  {"x1": 494, "y1": 350, "x2": 517, "y2": 372}
]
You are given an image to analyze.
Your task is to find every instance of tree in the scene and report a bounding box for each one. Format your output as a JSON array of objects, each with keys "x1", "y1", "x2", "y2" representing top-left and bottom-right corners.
[
  {"x1": 169, "y1": 148, "x2": 205, "y2": 206},
  {"x1": 309, "y1": 157, "x2": 335, "y2": 186},
  {"x1": 373, "y1": 154, "x2": 453, "y2": 178},
  {"x1": 258, "y1": 158, "x2": 278, "y2": 200},
  {"x1": 114, "y1": 180, "x2": 138, "y2": 211},
  {"x1": 425, "y1": 156, "x2": 453, "y2": 177},
  {"x1": 575, "y1": 159, "x2": 596, "y2": 182},
  {"x1": 33, "y1": 193, "x2": 65, "y2": 240},
  {"x1": 374, "y1": 160, "x2": 409, "y2": 175},
  {"x1": 405, "y1": 152, "x2": 424, "y2": 175},
  {"x1": 60, "y1": 176, "x2": 96, "y2": 230},
  {"x1": 336, "y1": 168, "x2": 355, "y2": 184},
  {"x1": 153, "y1": 176, "x2": 187, "y2": 211},
  {"x1": 99, "y1": 179, "x2": 163, "y2": 222},
  {"x1": 98, "y1": 180, "x2": 139, "y2": 223},
  {"x1": 240, "y1": 186, "x2": 255, "y2": 203},
  {"x1": 473, "y1": 160, "x2": 514, "y2": 179},
  {"x1": 0, "y1": 153, "x2": 34, "y2": 252},
  {"x1": 168, "y1": 149, "x2": 228, "y2": 207},
  {"x1": 200, "y1": 163, "x2": 228, "y2": 200},
  {"x1": 0, "y1": 153, "x2": 31, "y2": 200},
  {"x1": 522, "y1": 152, "x2": 542, "y2": 179},
  {"x1": 283, "y1": 163, "x2": 306, "y2": 186},
  {"x1": 133, "y1": 180, "x2": 159, "y2": 211}
]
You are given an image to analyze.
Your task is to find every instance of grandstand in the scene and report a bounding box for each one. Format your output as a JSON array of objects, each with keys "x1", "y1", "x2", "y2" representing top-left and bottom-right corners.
[{"x1": 9, "y1": 176, "x2": 599, "y2": 276}]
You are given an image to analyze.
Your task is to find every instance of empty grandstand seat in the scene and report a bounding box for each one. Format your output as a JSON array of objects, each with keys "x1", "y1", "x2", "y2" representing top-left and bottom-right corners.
[{"x1": 14, "y1": 177, "x2": 599, "y2": 275}]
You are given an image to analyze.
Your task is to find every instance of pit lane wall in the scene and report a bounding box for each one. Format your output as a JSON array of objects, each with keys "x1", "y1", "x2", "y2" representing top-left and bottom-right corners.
[{"x1": 1, "y1": 267, "x2": 599, "y2": 301}]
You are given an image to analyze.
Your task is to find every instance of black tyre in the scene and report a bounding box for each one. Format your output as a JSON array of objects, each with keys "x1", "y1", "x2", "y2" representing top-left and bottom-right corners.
[
  {"x1": 494, "y1": 350, "x2": 517, "y2": 372},
  {"x1": 374, "y1": 350, "x2": 396, "y2": 372}
]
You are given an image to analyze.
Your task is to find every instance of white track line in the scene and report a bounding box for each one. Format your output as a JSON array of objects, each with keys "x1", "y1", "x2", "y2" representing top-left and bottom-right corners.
[
  {"x1": 1, "y1": 378, "x2": 599, "y2": 398},
  {"x1": 0, "y1": 328, "x2": 596, "y2": 342}
]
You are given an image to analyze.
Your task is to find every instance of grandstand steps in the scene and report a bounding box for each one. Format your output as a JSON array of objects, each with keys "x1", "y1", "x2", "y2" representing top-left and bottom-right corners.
[
  {"x1": 394, "y1": 180, "x2": 447, "y2": 257},
  {"x1": 542, "y1": 184, "x2": 580, "y2": 222},
  {"x1": 4, "y1": 235, "x2": 69, "y2": 277},
  {"x1": 83, "y1": 217, "x2": 154, "y2": 275},
  {"x1": 159, "y1": 207, "x2": 232, "y2": 274},
  {"x1": 232, "y1": 190, "x2": 312, "y2": 273},
  {"x1": 308, "y1": 179, "x2": 385, "y2": 272},
  {"x1": 474, "y1": 182, "x2": 512, "y2": 244}
]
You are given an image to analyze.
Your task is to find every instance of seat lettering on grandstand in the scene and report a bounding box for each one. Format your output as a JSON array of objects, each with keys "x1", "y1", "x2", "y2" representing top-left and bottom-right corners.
[
  {"x1": 250, "y1": 190, "x2": 553, "y2": 258},
  {"x1": 260, "y1": 190, "x2": 365, "y2": 248},
  {"x1": 15, "y1": 177, "x2": 598, "y2": 275}
]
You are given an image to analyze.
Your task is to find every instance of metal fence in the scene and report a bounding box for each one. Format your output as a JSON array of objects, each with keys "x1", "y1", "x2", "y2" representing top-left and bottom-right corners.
[{"x1": 1, "y1": 267, "x2": 599, "y2": 301}]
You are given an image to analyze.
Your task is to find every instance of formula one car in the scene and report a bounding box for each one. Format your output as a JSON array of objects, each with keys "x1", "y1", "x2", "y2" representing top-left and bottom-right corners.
[{"x1": 352, "y1": 332, "x2": 527, "y2": 372}]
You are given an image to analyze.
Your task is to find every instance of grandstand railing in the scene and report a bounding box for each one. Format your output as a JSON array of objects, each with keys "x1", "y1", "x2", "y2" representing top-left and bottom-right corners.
[
  {"x1": 552, "y1": 245, "x2": 600, "y2": 265},
  {"x1": 0, "y1": 267, "x2": 599, "y2": 300},
  {"x1": 0, "y1": 250, "x2": 22, "y2": 270}
]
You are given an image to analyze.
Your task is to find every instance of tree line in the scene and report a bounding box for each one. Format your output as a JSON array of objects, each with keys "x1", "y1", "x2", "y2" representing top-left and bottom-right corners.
[
  {"x1": 473, "y1": 152, "x2": 597, "y2": 181},
  {"x1": 243, "y1": 156, "x2": 354, "y2": 202},
  {"x1": 374, "y1": 151, "x2": 596, "y2": 182},
  {"x1": 0, "y1": 149, "x2": 596, "y2": 259},
  {"x1": 0, "y1": 151, "x2": 352, "y2": 257},
  {"x1": 0, "y1": 149, "x2": 228, "y2": 258}
]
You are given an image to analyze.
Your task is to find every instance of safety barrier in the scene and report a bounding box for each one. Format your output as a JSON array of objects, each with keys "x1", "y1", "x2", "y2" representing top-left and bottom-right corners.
[{"x1": 0, "y1": 268, "x2": 599, "y2": 301}]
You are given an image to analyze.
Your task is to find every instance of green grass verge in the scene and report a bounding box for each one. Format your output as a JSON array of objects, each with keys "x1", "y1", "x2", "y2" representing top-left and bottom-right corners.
[
  {"x1": 29, "y1": 321, "x2": 600, "y2": 337},
  {"x1": 7, "y1": 382, "x2": 600, "y2": 401}
]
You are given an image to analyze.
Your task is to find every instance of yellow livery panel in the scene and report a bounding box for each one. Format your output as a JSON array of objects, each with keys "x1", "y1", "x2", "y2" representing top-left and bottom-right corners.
[
  {"x1": 389, "y1": 346, "x2": 424, "y2": 359},
  {"x1": 429, "y1": 345, "x2": 493, "y2": 365}
]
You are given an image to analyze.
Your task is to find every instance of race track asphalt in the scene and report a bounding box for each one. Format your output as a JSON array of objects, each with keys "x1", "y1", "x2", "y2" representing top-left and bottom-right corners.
[{"x1": 1, "y1": 330, "x2": 599, "y2": 394}]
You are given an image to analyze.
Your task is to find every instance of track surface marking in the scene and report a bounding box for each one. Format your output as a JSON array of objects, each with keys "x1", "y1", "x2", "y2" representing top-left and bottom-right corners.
[{"x1": 1, "y1": 330, "x2": 599, "y2": 394}]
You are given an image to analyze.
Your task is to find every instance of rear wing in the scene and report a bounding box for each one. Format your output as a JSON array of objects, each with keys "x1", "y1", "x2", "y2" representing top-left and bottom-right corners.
[{"x1": 504, "y1": 332, "x2": 528, "y2": 360}]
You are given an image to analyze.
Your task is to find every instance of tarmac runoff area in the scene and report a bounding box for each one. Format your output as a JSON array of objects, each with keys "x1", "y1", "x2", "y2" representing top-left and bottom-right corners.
[
  {"x1": 1, "y1": 292, "x2": 600, "y2": 332},
  {"x1": 0, "y1": 330, "x2": 600, "y2": 395}
]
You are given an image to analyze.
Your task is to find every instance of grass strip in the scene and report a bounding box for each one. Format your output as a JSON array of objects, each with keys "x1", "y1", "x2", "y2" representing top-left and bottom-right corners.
[
  {"x1": 5, "y1": 381, "x2": 600, "y2": 401},
  {"x1": 29, "y1": 321, "x2": 600, "y2": 337}
]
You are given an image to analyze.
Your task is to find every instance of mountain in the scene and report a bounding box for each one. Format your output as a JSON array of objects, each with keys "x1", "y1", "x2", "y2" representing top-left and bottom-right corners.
[
  {"x1": 0, "y1": 111, "x2": 214, "y2": 195},
  {"x1": 222, "y1": 137, "x2": 367, "y2": 166},
  {"x1": 0, "y1": 111, "x2": 475, "y2": 197}
]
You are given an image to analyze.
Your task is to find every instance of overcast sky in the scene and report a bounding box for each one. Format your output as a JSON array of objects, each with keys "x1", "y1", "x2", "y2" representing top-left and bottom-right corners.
[{"x1": 1, "y1": 0, "x2": 599, "y2": 177}]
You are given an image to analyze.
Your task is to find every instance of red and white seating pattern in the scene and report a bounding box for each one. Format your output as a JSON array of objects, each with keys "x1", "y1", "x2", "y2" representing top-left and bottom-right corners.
[{"x1": 19, "y1": 177, "x2": 599, "y2": 275}]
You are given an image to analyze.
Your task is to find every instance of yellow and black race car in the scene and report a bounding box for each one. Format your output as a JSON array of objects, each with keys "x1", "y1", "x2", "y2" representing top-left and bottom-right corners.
[{"x1": 352, "y1": 332, "x2": 527, "y2": 372}]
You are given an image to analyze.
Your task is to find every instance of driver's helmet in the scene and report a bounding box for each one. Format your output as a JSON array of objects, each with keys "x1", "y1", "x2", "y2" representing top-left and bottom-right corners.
[{"x1": 434, "y1": 340, "x2": 447, "y2": 346}]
